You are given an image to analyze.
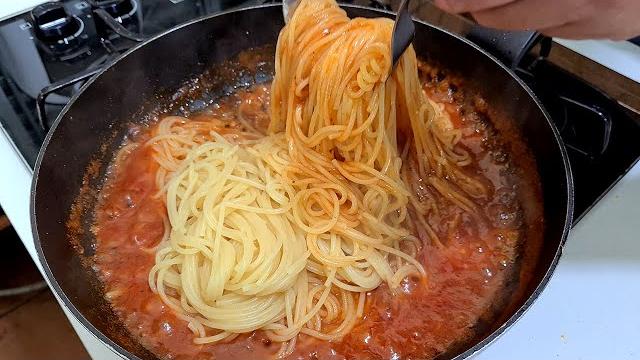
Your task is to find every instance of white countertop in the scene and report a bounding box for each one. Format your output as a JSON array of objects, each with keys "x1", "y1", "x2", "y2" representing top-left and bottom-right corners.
[{"x1": 3, "y1": 118, "x2": 640, "y2": 360}]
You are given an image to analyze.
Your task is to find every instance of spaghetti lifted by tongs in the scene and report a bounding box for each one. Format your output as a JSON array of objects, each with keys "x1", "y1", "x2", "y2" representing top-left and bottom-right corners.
[{"x1": 147, "y1": 0, "x2": 485, "y2": 357}]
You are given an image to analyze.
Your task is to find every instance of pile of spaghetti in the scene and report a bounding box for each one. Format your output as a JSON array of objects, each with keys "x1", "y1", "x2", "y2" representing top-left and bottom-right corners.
[{"x1": 146, "y1": 0, "x2": 484, "y2": 356}]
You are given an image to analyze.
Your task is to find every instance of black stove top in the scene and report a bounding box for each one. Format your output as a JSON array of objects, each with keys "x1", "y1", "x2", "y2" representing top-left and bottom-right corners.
[
  {"x1": 0, "y1": 0, "x2": 271, "y2": 167},
  {"x1": 516, "y1": 52, "x2": 640, "y2": 221},
  {"x1": 1, "y1": 0, "x2": 639, "y2": 222}
]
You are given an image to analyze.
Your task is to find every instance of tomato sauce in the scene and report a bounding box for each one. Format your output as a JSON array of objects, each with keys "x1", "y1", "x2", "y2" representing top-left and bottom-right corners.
[{"x1": 92, "y1": 63, "x2": 543, "y2": 360}]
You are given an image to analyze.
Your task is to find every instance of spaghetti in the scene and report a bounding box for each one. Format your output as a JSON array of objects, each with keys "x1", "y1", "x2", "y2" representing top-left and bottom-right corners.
[{"x1": 146, "y1": 0, "x2": 485, "y2": 357}]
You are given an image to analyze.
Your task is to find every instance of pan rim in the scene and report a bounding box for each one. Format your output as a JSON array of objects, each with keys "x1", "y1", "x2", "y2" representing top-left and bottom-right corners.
[{"x1": 30, "y1": 3, "x2": 575, "y2": 360}]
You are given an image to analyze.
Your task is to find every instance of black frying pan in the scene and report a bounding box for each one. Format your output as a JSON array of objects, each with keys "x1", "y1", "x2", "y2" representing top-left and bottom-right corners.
[{"x1": 31, "y1": 4, "x2": 573, "y2": 360}]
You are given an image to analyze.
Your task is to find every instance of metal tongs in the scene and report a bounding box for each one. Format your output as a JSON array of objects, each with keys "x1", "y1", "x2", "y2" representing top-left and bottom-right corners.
[
  {"x1": 282, "y1": 0, "x2": 415, "y2": 72},
  {"x1": 390, "y1": 0, "x2": 415, "y2": 72},
  {"x1": 282, "y1": 0, "x2": 300, "y2": 23}
]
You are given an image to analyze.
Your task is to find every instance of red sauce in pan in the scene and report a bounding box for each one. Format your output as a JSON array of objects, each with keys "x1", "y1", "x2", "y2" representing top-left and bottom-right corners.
[{"x1": 93, "y1": 65, "x2": 543, "y2": 360}]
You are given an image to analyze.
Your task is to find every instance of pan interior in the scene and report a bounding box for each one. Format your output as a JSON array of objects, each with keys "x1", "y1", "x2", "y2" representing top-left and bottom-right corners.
[{"x1": 32, "y1": 5, "x2": 570, "y2": 360}]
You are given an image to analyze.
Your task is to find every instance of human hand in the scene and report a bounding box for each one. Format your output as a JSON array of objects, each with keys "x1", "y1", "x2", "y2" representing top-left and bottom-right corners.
[{"x1": 433, "y1": 0, "x2": 640, "y2": 40}]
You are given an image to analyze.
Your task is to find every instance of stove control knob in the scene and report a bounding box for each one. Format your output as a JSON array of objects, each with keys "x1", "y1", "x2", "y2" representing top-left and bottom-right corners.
[
  {"x1": 31, "y1": 2, "x2": 83, "y2": 47},
  {"x1": 91, "y1": 0, "x2": 136, "y2": 22}
]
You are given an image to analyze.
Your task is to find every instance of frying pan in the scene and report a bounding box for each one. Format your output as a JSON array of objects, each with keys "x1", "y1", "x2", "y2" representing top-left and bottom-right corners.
[{"x1": 31, "y1": 4, "x2": 573, "y2": 360}]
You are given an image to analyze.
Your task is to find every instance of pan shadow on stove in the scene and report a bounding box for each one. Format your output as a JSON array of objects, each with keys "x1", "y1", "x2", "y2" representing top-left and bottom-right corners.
[{"x1": 0, "y1": 208, "x2": 90, "y2": 360}]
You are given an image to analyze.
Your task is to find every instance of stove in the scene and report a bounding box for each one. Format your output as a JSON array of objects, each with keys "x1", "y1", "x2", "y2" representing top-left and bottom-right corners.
[
  {"x1": 1, "y1": 0, "x2": 639, "y2": 223},
  {"x1": 516, "y1": 47, "x2": 640, "y2": 221},
  {"x1": 0, "y1": 0, "x2": 268, "y2": 168}
]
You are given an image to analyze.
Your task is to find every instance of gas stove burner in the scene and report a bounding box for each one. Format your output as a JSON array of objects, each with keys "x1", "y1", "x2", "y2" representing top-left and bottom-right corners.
[
  {"x1": 515, "y1": 53, "x2": 640, "y2": 220},
  {"x1": 31, "y1": 2, "x2": 86, "y2": 54},
  {"x1": 555, "y1": 96, "x2": 612, "y2": 158},
  {"x1": 88, "y1": 0, "x2": 141, "y2": 40}
]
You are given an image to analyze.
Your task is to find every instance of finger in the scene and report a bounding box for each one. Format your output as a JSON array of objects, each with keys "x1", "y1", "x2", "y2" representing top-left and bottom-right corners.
[
  {"x1": 433, "y1": 0, "x2": 516, "y2": 14},
  {"x1": 471, "y1": 0, "x2": 595, "y2": 31}
]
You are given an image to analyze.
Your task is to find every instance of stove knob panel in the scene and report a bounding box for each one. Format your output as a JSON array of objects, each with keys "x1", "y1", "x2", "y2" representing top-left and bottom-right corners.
[
  {"x1": 32, "y1": 3, "x2": 81, "y2": 41},
  {"x1": 31, "y1": 2, "x2": 85, "y2": 51},
  {"x1": 93, "y1": 0, "x2": 135, "y2": 20},
  {"x1": 90, "y1": 0, "x2": 138, "y2": 24}
]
